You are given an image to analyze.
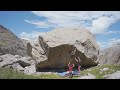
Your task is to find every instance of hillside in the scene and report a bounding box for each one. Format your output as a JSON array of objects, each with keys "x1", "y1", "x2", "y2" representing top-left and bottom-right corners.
[
  {"x1": 97, "y1": 44, "x2": 120, "y2": 64},
  {"x1": 0, "y1": 25, "x2": 27, "y2": 56}
]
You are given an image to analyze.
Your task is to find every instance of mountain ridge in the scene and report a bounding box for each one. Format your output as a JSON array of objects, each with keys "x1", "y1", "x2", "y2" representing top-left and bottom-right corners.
[{"x1": 0, "y1": 25, "x2": 27, "y2": 56}]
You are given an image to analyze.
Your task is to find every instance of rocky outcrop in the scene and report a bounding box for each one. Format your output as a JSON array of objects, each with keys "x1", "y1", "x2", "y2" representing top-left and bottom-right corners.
[
  {"x1": 27, "y1": 28, "x2": 100, "y2": 70},
  {"x1": 21, "y1": 39, "x2": 29, "y2": 49},
  {"x1": 0, "y1": 25, "x2": 27, "y2": 56},
  {"x1": 0, "y1": 54, "x2": 36, "y2": 74},
  {"x1": 97, "y1": 45, "x2": 120, "y2": 64},
  {"x1": 104, "y1": 71, "x2": 120, "y2": 79}
]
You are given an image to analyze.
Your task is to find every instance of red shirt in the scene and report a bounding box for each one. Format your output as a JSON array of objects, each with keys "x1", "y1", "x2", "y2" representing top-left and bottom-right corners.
[{"x1": 68, "y1": 65, "x2": 74, "y2": 72}]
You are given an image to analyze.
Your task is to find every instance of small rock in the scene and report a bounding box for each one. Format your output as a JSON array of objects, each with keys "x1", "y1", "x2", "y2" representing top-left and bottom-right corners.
[
  {"x1": 106, "y1": 71, "x2": 120, "y2": 79},
  {"x1": 12, "y1": 63, "x2": 25, "y2": 72},
  {"x1": 78, "y1": 73, "x2": 96, "y2": 79},
  {"x1": 100, "y1": 68, "x2": 109, "y2": 73},
  {"x1": 103, "y1": 68, "x2": 109, "y2": 71},
  {"x1": 14, "y1": 55, "x2": 20, "y2": 58},
  {"x1": 24, "y1": 64, "x2": 36, "y2": 75}
]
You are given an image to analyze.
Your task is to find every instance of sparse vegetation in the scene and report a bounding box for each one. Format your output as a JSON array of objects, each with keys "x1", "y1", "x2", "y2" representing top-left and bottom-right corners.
[
  {"x1": 0, "y1": 64, "x2": 120, "y2": 79},
  {"x1": 36, "y1": 74, "x2": 68, "y2": 79},
  {"x1": 0, "y1": 68, "x2": 67, "y2": 79},
  {"x1": 80, "y1": 64, "x2": 120, "y2": 79},
  {"x1": 0, "y1": 68, "x2": 38, "y2": 79}
]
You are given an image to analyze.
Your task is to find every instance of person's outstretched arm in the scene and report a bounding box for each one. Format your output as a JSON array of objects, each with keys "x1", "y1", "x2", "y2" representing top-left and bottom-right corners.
[
  {"x1": 73, "y1": 64, "x2": 74, "y2": 67},
  {"x1": 68, "y1": 62, "x2": 70, "y2": 67}
]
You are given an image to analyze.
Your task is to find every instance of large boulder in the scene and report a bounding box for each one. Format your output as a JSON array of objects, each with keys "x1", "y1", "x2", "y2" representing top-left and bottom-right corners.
[
  {"x1": 27, "y1": 28, "x2": 100, "y2": 70},
  {"x1": 0, "y1": 25, "x2": 27, "y2": 56},
  {"x1": 97, "y1": 45, "x2": 120, "y2": 64}
]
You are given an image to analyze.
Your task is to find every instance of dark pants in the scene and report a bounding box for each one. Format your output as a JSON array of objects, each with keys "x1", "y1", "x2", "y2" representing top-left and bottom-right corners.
[{"x1": 69, "y1": 72, "x2": 73, "y2": 78}]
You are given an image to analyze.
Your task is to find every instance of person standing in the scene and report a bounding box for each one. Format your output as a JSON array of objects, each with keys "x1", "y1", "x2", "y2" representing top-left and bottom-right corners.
[
  {"x1": 78, "y1": 64, "x2": 81, "y2": 73},
  {"x1": 68, "y1": 62, "x2": 74, "y2": 78}
]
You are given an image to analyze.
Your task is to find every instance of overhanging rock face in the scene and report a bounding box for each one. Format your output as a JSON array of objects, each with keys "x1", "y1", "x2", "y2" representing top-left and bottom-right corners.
[{"x1": 27, "y1": 28, "x2": 100, "y2": 70}]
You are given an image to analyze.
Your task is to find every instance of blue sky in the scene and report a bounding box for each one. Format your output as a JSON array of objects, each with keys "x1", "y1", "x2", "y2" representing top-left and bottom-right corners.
[
  {"x1": 0, "y1": 11, "x2": 120, "y2": 50},
  {"x1": 0, "y1": 11, "x2": 51, "y2": 35}
]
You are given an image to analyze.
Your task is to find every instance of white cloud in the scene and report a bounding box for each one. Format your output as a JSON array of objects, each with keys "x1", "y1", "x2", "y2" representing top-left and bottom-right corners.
[
  {"x1": 25, "y1": 20, "x2": 51, "y2": 28},
  {"x1": 24, "y1": 11, "x2": 120, "y2": 35},
  {"x1": 19, "y1": 31, "x2": 45, "y2": 42},
  {"x1": 89, "y1": 16, "x2": 116, "y2": 34},
  {"x1": 97, "y1": 38, "x2": 120, "y2": 50},
  {"x1": 106, "y1": 31, "x2": 120, "y2": 34},
  {"x1": 23, "y1": 11, "x2": 120, "y2": 46},
  {"x1": 108, "y1": 38, "x2": 120, "y2": 46}
]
